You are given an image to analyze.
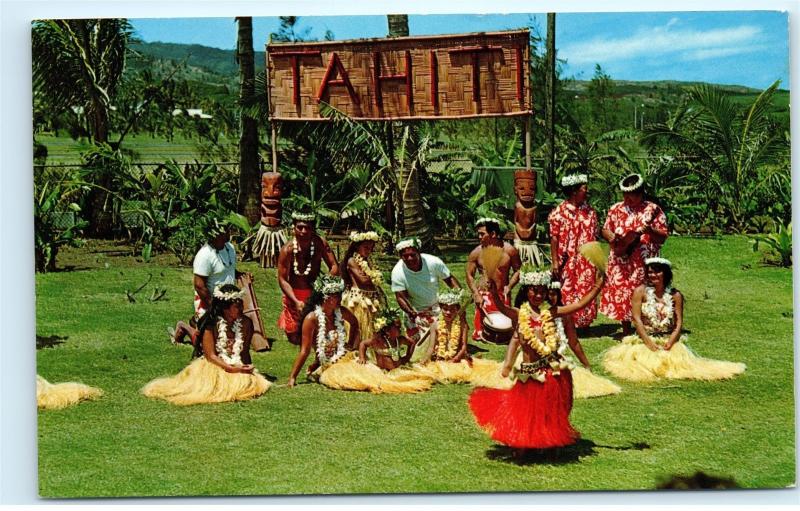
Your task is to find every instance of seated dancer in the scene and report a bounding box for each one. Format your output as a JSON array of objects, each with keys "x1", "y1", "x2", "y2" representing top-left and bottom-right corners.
[
  {"x1": 37, "y1": 375, "x2": 103, "y2": 410},
  {"x1": 466, "y1": 217, "x2": 521, "y2": 341},
  {"x1": 548, "y1": 281, "x2": 621, "y2": 398},
  {"x1": 143, "y1": 284, "x2": 270, "y2": 406},
  {"x1": 413, "y1": 289, "x2": 507, "y2": 387},
  {"x1": 602, "y1": 257, "x2": 746, "y2": 382},
  {"x1": 341, "y1": 230, "x2": 387, "y2": 344},
  {"x1": 287, "y1": 277, "x2": 429, "y2": 393},
  {"x1": 469, "y1": 268, "x2": 605, "y2": 454},
  {"x1": 391, "y1": 237, "x2": 461, "y2": 349},
  {"x1": 358, "y1": 307, "x2": 418, "y2": 370},
  {"x1": 171, "y1": 219, "x2": 251, "y2": 346},
  {"x1": 277, "y1": 211, "x2": 339, "y2": 346}
]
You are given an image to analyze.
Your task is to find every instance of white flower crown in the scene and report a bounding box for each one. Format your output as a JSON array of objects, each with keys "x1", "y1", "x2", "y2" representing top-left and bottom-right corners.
[
  {"x1": 437, "y1": 289, "x2": 465, "y2": 305},
  {"x1": 619, "y1": 173, "x2": 644, "y2": 192},
  {"x1": 395, "y1": 237, "x2": 421, "y2": 252},
  {"x1": 291, "y1": 211, "x2": 316, "y2": 222},
  {"x1": 644, "y1": 256, "x2": 672, "y2": 267},
  {"x1": 213, "y1": 285, "x2": 246, "y2": 301},
  {"x1": 520, "y1": 271, "x2": 552, "y2": 287},
  {"x1": 313, "y1": 275, "x2": 345, "y2": 295},
  {"x1": 475, "y1": 217, "x2": 501, "y2": 228},
  {"x1": 349, "y1": 231, "x2": 380, "y2": 243},
  {"x1": 561, "y1": 174, "x2": 588, "y2": 187}
]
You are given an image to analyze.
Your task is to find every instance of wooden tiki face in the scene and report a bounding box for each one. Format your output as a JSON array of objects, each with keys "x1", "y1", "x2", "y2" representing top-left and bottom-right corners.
[
  {"x1": 261, "y1": 172, "x2": 284, "y2": 227},
  {"x1": 514, "y1": 170, "x2": 536, "y2": 205}
]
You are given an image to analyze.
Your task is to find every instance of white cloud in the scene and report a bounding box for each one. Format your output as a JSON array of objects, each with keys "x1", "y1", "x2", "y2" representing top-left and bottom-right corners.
[
  {"x1": 561, "y1": 23, "x2": 763, "y2": 65},
  {"x1": 682, "y1": 44, "x2": 768, "y2": 61},
  {"x1": 666, "y1": 17, "x2": 679, "y2": 29}
]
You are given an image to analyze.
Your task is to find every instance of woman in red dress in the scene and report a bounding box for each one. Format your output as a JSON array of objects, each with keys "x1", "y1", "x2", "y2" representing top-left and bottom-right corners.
[
  {"x1": 469, "y1": 269, "x2": 604, "y2": 455},
  {"x1": 548, "y1": 173, "x2": 599, "y2": 328},
  {"x1": 599, "y1": 174, "x2": 668, "y2": 335}
]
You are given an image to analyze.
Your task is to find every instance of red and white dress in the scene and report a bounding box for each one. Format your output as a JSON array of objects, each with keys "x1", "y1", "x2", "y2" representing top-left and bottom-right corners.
[
  {"x1": 599, "y1": 201, "x2": 668, "y2": 322},
  {"x1": 548, "y1": 201, "x2": 599, "y2": 327}
]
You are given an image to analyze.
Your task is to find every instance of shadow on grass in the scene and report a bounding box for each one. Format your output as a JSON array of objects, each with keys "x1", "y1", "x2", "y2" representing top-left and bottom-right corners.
[
  {"x1": 486, "y1": 439, "x2": 650, "y2": 466},
  {"x1": 467, "y1": 343, "x2": 491, "y2": 355},
  {"x1": 36, "y1": 335, "x2": 68, "y2": 349},
  {"x1": 576, "y1": 324, "x2": 620, "y2": 339}
]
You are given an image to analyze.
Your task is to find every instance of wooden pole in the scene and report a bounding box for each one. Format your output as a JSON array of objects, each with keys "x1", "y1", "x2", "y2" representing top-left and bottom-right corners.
[
  {"x1": 271, "y1": 121, "x2": 278, "y2": 172},
  {"x1": 546, "y1": 13, "x2": 556, "y2": 187},
  {"x1": 525, "y1": 115, "x2": 531, "y2": 171}
]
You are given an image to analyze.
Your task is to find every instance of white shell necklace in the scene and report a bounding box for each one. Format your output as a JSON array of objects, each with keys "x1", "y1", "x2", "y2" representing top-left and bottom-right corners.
[
  {"x1": 292, "y1": 238, "x2": 315, "y2": 276},
  {"x1": 642, "y1": 286, "x2": 674, "y2": 332}
]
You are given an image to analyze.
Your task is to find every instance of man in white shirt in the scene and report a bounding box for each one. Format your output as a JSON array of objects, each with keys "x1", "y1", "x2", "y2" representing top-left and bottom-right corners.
[
  {"x1": 171, "y1": 219, "x2": 251, "y2": 346},
  {"x1": 391, "y1": 237, "x2": 461, "y2": 340}
]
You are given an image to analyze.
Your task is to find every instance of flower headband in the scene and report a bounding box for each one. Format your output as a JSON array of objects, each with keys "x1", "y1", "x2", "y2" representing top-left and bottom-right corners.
[
  {"x1": 475, "y1": 217, "x2": 501, "y2": 228},
  {"x1": 373, "y1": 307, "x2": 403, "y2": 332},
  {"x1": 549, "y1": 280, "x2": 562, "y2": 290},
  {"x1": 561, "y1": 174, "x2": 588, "y2": 187},
  {"x1": 349, "y1": 231, "x2": 380, "y2": 243},
  {"x1": 291, "y1": 211, "x2": 316, "y2": 222},
  {"x1": 437, "y1": 288, "x2": 465, "y2": 306},
  {"x1": 644, "y1": 256, "x2": 672, "y2": 267},
  {"x1": 213, "y1": 285, "x2": 246, "y2": 301},
  {"x1": 395, "y1": 237, "x2": 421, "y2": 253},
  {"x1": 619, "y1": 173, "x2": 644, "y2": 193},
  {"x1": 520, "y1": 271, "x2": 552, "y2": 287},
  {"x1": 313, "y1": 275, "x2": 345, "y2": 295}
]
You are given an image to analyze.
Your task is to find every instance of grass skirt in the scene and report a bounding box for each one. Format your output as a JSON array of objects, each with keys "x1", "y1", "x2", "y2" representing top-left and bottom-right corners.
[
  {"x1": 602, "y1": 335, "x2": 747, "y2": 382},
  {"x1": 413, "y1": 358, "x2": 510, "y2": 388},
  {"x1": 469, "y1": 369, "x2": 579, "y2": 449},
  {"x1": 37, "y1": 375, "x2": 103, "y2": 410},
  {"x1": 318, "y1": 352, "x2": 433, "y2": 394},
  {"x1": 141, "y1": 358, "x2": 271, "y2": 406},
  {"x1": 342, "y1": 288, "x2": 383, "y2": 343}
]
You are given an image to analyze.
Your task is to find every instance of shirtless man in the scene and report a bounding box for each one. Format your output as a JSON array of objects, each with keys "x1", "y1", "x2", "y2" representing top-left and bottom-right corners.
[
  {"x1": 466, "y1": 217, "x2": 522, "y2": 341},
  {"x1": 277, "y1": 211, "x2": 339, "y2": 346}
]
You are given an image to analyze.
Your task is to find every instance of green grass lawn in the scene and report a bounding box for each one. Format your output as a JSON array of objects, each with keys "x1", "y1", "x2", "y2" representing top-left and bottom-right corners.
[{"x1": 35, "y1": 235, "x2": 795, "y2": 497}]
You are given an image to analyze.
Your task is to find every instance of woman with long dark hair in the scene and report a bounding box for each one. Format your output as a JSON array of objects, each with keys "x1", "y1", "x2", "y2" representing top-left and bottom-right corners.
[
  {"x1": 340, "y1": 231, "x2": 387, "y2": 344},
  {"x1": 143, "y1": 284, "x2": 270, "y2": 405}
]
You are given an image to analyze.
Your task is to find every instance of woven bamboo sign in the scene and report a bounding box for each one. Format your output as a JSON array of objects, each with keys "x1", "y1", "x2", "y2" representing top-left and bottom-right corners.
[{"x1": 267, "y1": 30, "x2": 531, "y2": 121}]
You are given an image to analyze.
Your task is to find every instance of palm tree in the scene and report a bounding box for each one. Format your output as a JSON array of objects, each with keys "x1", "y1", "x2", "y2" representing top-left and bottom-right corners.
[
  {"x1": 385, "y1": 14, "x2": 435, "y2": 250},
  {"x1": 32, "y1": 19, "x2": 134, "y2": 236},
  {"x1": 236, "y1": 17, "x2": 262, "y2": 225},
  {"x1": 641, "y1": 80, "x2": 789, "y2": 231}
]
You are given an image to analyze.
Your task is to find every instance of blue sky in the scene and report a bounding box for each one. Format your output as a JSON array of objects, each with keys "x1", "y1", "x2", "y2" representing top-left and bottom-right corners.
[{"x1": 130, "y1": 11, "x2": 790, "y2": 90}]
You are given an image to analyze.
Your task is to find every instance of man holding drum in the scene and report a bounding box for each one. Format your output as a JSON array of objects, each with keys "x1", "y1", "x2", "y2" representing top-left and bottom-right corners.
[
  {"x1": 391, "y1": 237, "x2": 462, "y2": 345},
  {"x1": 466, "y1": 218, "x2": 521, "y2": 342}
]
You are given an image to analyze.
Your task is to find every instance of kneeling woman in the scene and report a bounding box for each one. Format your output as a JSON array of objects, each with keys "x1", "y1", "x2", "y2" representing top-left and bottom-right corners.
[
  {"x1": 602, "y1": 257, "x2": 745, "y2": 382},
  {"x1": 469, "y1": 269, "x2": 604, "y2": 452},
  {"x1": 142, "y1": 284, "x2": 271, "y2": 405},
  {"x1": 288, "y1": 277, "x2": 430, "y2": 393}
]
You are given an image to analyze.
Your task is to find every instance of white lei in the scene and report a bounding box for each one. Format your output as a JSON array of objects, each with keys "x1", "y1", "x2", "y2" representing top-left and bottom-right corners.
[
  {"x1": 215, "y1": 318, "x2": 245, "y2": 366},
  {"x1": 642, "y1": 286, "x2": 674, "y2": 332},
  {"x1": 553, "y1": 318, "x2": 570, "y2": 357},
  {"x1": 292, "y1": 238, "x2": 315, "y2": 276},
  {"x1": 314, "y1": 306, "x2": 347, "y2": 365}
]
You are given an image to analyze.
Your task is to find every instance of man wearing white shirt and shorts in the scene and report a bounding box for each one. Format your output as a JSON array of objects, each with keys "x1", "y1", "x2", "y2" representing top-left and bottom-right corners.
[{"x1": 391, "y1": 237, "x2": 462, "y2": 347}]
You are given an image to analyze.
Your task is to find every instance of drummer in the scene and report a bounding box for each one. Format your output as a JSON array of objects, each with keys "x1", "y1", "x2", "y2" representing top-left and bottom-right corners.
[
  {"x1": 466, "y1": 218, "x2": 521, "y2": 341},
  {"x1": 391, "y1": 237, "x2": 462, "y2": 342}
]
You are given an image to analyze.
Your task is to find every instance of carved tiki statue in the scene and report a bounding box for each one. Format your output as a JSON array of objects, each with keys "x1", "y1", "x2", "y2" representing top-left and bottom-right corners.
[
  {"x1": 514, "y1": 170, "x2": 537, "y2": 241},
  {"x1": 260, "y1": 172, "x2": 284, "y2": 228}
]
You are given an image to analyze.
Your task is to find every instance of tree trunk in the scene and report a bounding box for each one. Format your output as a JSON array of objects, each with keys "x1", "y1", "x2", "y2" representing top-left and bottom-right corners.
[
  {"x1": 545, "y1": 13, "x2": 556, "y2": 190},
  {"x1": 236, "y1": 17, "x2": 262, "y2": 227},
  {"x1": 385, "y1": 15, "x2": 435, "y2": 251}
]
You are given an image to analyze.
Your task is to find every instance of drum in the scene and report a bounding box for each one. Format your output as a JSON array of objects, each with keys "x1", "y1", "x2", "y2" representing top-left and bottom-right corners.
[{"x1": 481, "y1": 311, "x2": 514, "y2": 344}]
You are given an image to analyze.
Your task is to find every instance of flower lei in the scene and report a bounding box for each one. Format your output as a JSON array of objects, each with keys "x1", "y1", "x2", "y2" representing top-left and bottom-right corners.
[
  {"x1": 436, "y1": 314, "x2": 461, "y2": 360},
  {"x1": 314, "y1": 306, "x2": 347, "y2": 365},
  {"x1": 215, "y1": 318, "x2": 244, "y2": 366},
  {"x1": 518, "y1": 302, "x2": 558, "y2": 357},
  {"x1": 352, "y1": 253, "x2": 383, "y2": 286},
  {"x1": 642, "y1": 286, "x2": 674, "y2": 332},
  {"x1": 292, "y1": 238, "x2": 315, "y2": 276}
]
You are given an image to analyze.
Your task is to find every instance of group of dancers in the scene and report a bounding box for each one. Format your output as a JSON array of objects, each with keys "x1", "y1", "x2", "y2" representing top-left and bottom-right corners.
[{"x1": 38, "y1": 172, "x2": 746, "y2": 457}]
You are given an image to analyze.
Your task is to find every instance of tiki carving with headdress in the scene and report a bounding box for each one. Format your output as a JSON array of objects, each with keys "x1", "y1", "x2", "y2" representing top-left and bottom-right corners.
[
  {"x1": 514, "y1": 170, "x2": 537, "y2": 241},
  {"x1": 253, "y1": 171, "x2": 287, "y2": 268}
]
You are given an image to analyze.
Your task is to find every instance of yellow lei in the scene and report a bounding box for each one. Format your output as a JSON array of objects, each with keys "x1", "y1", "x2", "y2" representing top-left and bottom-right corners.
[
  {"x1": 436, "y1": 314, "x2": 461, "y2": 359},
  {"x1": 518, "y1": 302, "x2": 559, "y2": 357},
  {"x1": 352, "y1": 254, "x2": 384, "y2": 286}
]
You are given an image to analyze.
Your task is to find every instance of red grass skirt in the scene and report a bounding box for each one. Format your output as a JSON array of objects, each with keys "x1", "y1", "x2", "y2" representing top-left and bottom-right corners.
[{"x1": 468, "y1": 368, "x2": 579, "y2": 449}]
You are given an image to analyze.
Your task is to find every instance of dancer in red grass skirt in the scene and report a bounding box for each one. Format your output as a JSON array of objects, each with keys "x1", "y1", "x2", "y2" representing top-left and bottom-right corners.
[{"x1": 469, "y1": 268, "x2": 605, "y2": 453}]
